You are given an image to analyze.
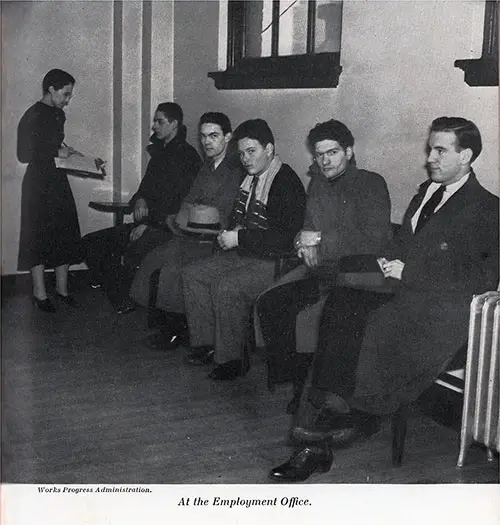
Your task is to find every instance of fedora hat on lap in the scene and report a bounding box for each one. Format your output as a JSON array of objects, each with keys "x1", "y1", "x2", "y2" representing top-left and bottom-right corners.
[{"x1": 167, "y1": 204, "x2": 222, "y2": 238}]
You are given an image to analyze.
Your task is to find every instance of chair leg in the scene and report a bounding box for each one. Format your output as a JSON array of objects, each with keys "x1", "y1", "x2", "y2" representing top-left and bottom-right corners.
[
  {"x1": 391, "y1": 405, "x2": 408, "y2": 467},
  {"x1": 147, "y1": 269, "x2": 161, "y2": 329}
]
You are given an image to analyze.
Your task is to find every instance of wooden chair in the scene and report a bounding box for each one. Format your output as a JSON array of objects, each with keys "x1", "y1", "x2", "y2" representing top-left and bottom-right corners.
[
  {"x1": 391, "y1": 291, "x2": 500, "y2": 467},
  {"x1": 391, "y1": 362, "x2": 466, "y2": 467}
]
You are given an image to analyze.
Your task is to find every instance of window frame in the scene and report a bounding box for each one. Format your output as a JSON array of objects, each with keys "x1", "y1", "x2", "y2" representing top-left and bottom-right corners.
[
  {"x1": 208, "y1": 0, "x2": 343, "y2": 90},
  {"x1": 454, "y1": 0, "x2": 498, "y2": 86}
]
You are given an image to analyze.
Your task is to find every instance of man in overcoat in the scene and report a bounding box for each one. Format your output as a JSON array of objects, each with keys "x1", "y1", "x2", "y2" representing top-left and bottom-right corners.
[
  {"x1": 256, "y1": 119, "x2": 391, "y2": 412},
  {"x1": 269, "y1": 116, "x2": 499, "y2": 482}
]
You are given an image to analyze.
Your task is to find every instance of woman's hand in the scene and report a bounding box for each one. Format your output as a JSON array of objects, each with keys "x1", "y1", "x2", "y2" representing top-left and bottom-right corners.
[
  {"x1": 134, "y1": 198, "x2": 148, "y2": 222},
  {"x1": 58, "y1": 146, "x2": 84, "y2": 158},
  {"x1": 68, "y1": 146, "x2": 84, "y2": 157},
  {"x1": 58, "y1": 147, "x2": 70, "y2": 159},
  {"x1": 217, "y1": 230, "x2": 239, "y2": 251},
  {"x1": 129, "y1": 224, "x2": 148, "y2": 242}
]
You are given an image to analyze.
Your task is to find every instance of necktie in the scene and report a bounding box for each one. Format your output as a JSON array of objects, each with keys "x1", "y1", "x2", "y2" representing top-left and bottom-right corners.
[
  {"x1": 245, "y1": 176, "x2": 258, "y2": 212},
  {"x1": 415, "y1": 185, "x2": 445, "y2": 233}
]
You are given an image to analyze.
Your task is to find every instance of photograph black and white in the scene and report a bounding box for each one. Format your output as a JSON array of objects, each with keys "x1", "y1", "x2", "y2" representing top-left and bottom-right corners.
[{"x1": 1, "y1": 0, "x2": 499, "y2": 523}]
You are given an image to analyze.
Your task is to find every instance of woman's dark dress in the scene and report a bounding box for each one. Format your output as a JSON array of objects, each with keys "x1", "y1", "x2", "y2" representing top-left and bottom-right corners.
[{"x1": 17, "y1": 101, "x2": 82, "y2": 270}]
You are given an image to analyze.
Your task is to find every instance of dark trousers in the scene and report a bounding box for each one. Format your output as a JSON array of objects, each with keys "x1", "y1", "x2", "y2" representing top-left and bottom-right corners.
[
  {"x1": 257, "y1": 277, "x2": 322, "y2": 384},
  {"x1": 310, "y1": 287, "x2": 393, "y2": 400},
  {"x1": 83, "y1": 224, "x2": 172, "y2": 307}
]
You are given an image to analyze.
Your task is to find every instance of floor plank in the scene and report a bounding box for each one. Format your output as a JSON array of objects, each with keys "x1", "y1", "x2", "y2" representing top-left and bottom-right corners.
[{"x1": 2, "y1": 287, "x2": 498, "y2": 484}]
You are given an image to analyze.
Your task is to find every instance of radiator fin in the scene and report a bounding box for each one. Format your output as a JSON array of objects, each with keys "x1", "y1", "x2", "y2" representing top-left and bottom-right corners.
[{"x1": 457, "y1": 292, "x2": 500, "y2": 467}]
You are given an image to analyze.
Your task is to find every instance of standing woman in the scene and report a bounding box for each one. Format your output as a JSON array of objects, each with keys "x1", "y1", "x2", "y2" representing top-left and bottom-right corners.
[{"x1": 17, "y1": 69, "x2": 83, "y2": 312}]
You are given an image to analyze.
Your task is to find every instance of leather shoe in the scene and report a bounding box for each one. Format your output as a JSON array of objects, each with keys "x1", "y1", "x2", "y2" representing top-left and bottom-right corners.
[
  {"x1": 292, "y1": 410, "x2": 381, "y2": 447},
  {"x1": 56, "y1": 293, "x2": 78, "y2": 308},
  {"x1": 186, "y1": 346, "x2": 215, "y2": 365},
  {"x1": 32, "y1": 296, "x2": 56, "y2": 312},
  {"x1": 269, "y1": 444, "x2": 333, "y2": 482},
  {"x1": 208, "y1": 360, "x2": 248, "y2": 380},
  {"x1": 114, "y1": 298, "x2": 135, "y2": 315}
]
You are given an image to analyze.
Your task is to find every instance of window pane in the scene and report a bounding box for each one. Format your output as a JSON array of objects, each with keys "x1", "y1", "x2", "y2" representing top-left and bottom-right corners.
[
  {"x1": 278, "y1": 0, "x2": 308, "y2": 56},
  {"x1": 315, "y1": 0, "x2": 342, "y2": 52},
  {"x1": 244, "y1": 1, "x2": 272, "y2": 58}
]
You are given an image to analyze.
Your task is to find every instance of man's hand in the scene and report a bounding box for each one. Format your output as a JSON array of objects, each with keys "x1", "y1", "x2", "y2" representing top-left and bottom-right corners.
[
  {"x1": 217, "y1": 230, "x2": 239, "y2": 251},
  {"x1": 129, "y1": 224, "x2": 148, "y2": 242},
  {"x1": 378, "y1": 257, "x2": 405, "y2": 280},
  {"x1": 134, "y1": 198, "x2": 148, "y2": 222},
  {"x1": 295, "y1": 230, "x2": 321, "y2": 250},
  {"x1": 298, "y1": 245, "x2": 320, "y2": 268}
]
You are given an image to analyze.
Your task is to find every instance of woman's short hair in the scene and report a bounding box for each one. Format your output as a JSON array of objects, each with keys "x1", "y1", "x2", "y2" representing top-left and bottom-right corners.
[
  {"x1": 307, "y1": 119, "x2": 354, "y2": 152},
  {"x1": 430, "y1": 117, "x2": 482, "y2": 162},
  {"x1": 155, "y1": 102, "x2": 184, "y2": 125},
  {"x1": 199, "y1": 112, "x2": 232, "y2": 135},
  {"x1": 42, "y1": 69, "x2": 75, "y2": 93},
  {"x1": 233, "y1": 119, "x2": 275, "y2": 147}
]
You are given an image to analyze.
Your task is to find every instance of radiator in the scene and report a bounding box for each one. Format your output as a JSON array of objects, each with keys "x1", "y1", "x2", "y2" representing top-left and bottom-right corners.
[{"x1": 457, "y1": 291, "x2": 500, "y2": 467}]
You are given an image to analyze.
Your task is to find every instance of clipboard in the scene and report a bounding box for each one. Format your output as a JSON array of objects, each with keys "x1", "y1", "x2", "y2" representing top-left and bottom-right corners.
[{"x1": 55, "y1": 155, "x2": 106, "y2": 179}]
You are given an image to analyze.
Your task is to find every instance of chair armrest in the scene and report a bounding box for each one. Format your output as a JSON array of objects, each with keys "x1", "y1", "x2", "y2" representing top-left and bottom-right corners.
[{"x1": 272, "y1": 252, "x2": 301, "y2": 280}]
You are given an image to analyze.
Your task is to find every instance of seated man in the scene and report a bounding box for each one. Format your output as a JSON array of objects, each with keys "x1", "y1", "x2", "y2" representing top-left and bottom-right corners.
[
  {"x1": 182, "y1": 119, "x2": 307, "y2": 380},
  {"x1": 128, "y1": 112, "x2": 244, "y2": 347},
  {"x1": 84, "y1": 102, "x2": 202, "y2": 313},
  {"x1": 256, "y1": 119, "x2": 391, "y2": 412},
  {"x1": 269, "y1": 116, "x2": 499, "y2": 482}
]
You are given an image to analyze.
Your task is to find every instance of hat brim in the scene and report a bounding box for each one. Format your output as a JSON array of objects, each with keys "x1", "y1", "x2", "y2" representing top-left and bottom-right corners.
[{"x1": 166, "y1": 214, "x2": 221, "y2": 239}]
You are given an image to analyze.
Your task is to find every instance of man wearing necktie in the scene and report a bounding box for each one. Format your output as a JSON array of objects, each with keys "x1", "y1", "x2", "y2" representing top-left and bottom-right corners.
[{"x1": 269, "y1": 117, "x2": 499, "y2": 483}]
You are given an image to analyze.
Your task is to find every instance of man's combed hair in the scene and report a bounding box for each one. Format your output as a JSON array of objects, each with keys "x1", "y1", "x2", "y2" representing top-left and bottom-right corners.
[
  {"x1": 430, "y1": 116, "x2": 482, "y2": 162},
  {"x1": 199, "y1": 112, "x2": 232, "y2": 135},
  {"x1": 307, "y1": 119, "x2": 354, "y2": 152},
  {"x1": 156, "y1": 102, "x2": 184, "y2": 125},
  {"x1": 233, "y1": 119, "x2": 275, "y2": 147},
  {"x1": 42, "y1": 69, "x2": 75, "y2": 93}
]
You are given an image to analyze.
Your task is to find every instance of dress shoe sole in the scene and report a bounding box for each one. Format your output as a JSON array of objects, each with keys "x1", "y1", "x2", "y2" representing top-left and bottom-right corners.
[
  {"x1": 269, "y1": 461, "x2": 331, "y2": 482},
  {"x1": 268, "y1": 447, "x2": 333, "y2": 483},
  {"x1": 292, "y1": 417, "x2": 381, "y2": 447}
]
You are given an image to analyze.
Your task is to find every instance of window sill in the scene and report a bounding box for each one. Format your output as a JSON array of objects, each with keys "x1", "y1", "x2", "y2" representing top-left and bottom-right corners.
[
  {"x1": 454, "y1": 57, "x2": 498, "y2": 87},
  {"x1": 208, "y1": 52, "x2": 342, "y2": 90}
]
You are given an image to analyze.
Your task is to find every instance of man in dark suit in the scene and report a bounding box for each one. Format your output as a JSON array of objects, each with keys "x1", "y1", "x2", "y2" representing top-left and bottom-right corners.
[{"x1": 269, "y1": 116, "x2": 499, "y2": 482}]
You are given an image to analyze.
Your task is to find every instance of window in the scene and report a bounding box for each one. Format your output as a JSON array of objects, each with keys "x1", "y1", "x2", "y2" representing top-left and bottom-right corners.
[
  {"x1": 455, "y1": 0, "x2": 498, "y2": 86},
  {"x1": 208, "y1": 0, "x2": 343, "y2": 89}
]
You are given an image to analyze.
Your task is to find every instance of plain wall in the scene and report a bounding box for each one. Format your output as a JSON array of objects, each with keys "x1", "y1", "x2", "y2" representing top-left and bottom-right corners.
[
  {"x1": 1, "y1": 1, "x2": 174, "y2": 274},
  {"x1": 2, "y1": 1, "x2": 497, "y2": 274},
  {"x1": 173, "y1": 0, "x2": 499, "y2": 225}
]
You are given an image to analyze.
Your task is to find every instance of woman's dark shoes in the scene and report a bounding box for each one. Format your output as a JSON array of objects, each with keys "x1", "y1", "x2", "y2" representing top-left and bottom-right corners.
[
  {"x1": 56, "y1": 293, "x2": 78, "y2": 308},
  {"x1": 208, "y1": 360, "x2": 248, "y2": 381},
  {"x1": 186, "y1": 346, "x2": 215, "y2": 365},
  {"x1": 292, "y1": 409, "x2": 381, "y2": 447},
  {"x1": 268, "y1": 444, "x2": 333, "y2": 482},
  {"x1": 32, "y1": 296, "x2": 56, "y2": 313}
]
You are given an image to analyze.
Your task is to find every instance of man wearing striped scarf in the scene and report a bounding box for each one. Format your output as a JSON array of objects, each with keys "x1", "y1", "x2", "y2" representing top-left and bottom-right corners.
[{"x1": 182, "y1": 119, "x2": 307, "y2": 380}]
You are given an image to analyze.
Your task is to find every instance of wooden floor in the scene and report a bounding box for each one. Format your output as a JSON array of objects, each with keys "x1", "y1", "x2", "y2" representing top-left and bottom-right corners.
[{"x1": 1, "y1": 282, "x2": 498, "y2": 484}]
